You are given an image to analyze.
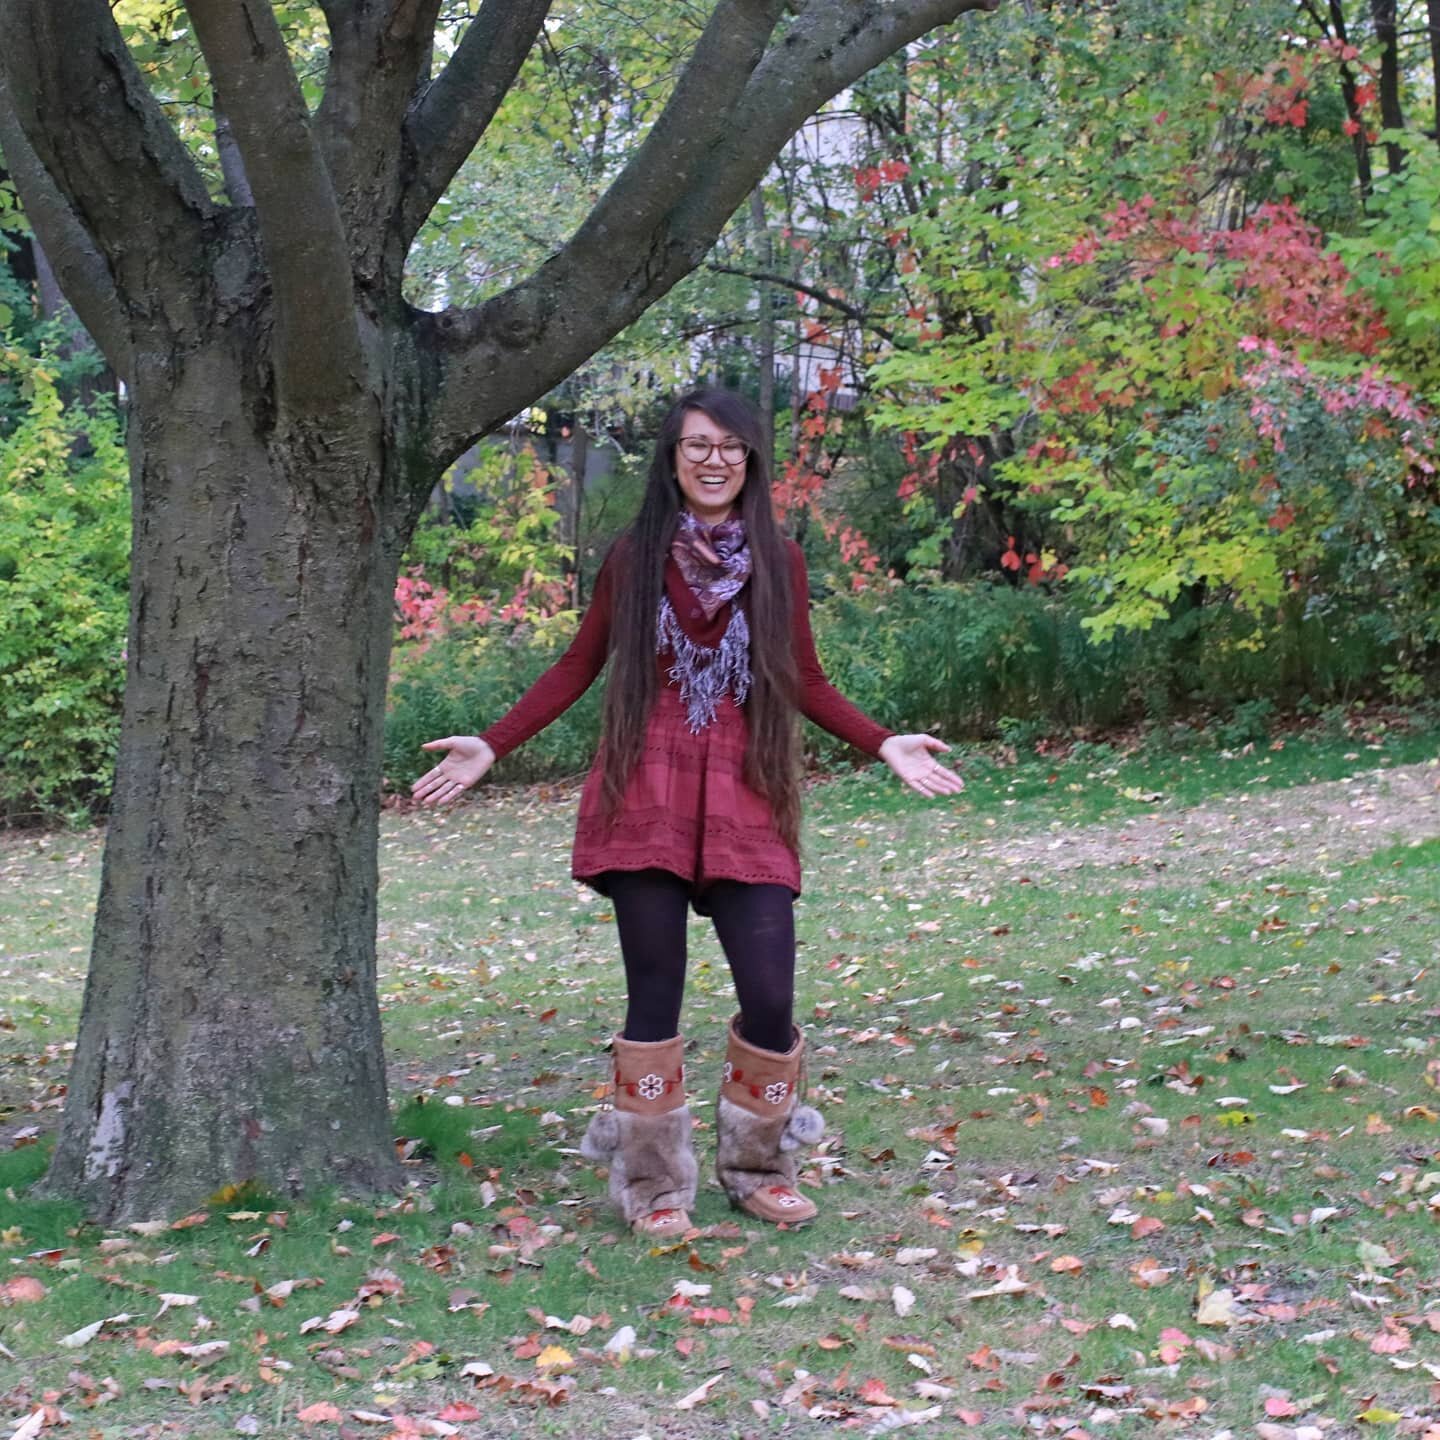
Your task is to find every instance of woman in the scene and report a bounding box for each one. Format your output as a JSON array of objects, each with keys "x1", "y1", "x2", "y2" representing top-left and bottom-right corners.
[{"x1": 413, "y1": 388, "x2": 963, "y2": 1237}]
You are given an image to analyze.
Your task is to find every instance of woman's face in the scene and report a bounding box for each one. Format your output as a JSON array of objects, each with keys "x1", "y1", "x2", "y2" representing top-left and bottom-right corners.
[{"x1": 674, "y1": 409, "x2": 749, "y2": 525}]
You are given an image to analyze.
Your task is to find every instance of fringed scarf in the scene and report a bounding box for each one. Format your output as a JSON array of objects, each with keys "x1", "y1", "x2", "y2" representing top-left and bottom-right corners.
[
  {"x1": 670, "y1": 511, "x2": 751, "y2": 618},
  {"x1": 659, "y1": 512, "x2": 753, "y2": 732}
]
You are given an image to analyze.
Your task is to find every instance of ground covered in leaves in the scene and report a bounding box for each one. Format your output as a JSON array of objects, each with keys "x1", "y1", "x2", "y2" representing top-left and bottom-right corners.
[{"x1": 2, "y1": 723, "x2": 1438, "y2": 1439}]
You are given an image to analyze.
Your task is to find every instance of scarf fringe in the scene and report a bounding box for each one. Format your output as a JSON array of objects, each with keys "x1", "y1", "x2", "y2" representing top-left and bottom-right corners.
[{"x1": 657, "y1": 596, "x2": 752, "y2": 733}]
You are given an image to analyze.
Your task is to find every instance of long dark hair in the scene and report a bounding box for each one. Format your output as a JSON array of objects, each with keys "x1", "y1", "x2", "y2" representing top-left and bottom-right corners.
[{"x1": 599, "y1": 388, "x2": 802, "y2": 851}]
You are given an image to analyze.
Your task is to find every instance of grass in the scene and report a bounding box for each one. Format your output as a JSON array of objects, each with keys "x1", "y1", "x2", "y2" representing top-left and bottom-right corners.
[{"x1": 0, "y1": 716, "x2": 1437, "y2": 1438}]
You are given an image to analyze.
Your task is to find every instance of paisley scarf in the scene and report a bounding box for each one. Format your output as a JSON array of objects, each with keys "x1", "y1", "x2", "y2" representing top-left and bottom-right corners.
[
  {"x1": 659, "y1": 512, "x2": 753, "y2": 732},
  {"x1": 669, "y1": 510, "x2": 751, "y2": 619}
]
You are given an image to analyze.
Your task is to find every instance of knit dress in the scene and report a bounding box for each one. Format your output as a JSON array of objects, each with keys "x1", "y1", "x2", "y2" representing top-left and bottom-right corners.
[{"x1": 479, "y1": 538, "x2": 892, "y2": 905}]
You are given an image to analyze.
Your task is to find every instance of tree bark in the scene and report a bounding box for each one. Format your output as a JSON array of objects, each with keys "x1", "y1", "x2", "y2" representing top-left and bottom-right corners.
[
  {"x1": 41, "y1": 335, "x2": 409, "y2": 1221},
  {"x1": 749, "y1": 187, "x2": 777, "y2": 456},
  {"x1": 1369, "y1": 0, "x2": 1403, "y2": 174},
  {"x1": 1429, "y1": 0, "x2": 1440, "y2": 149}
]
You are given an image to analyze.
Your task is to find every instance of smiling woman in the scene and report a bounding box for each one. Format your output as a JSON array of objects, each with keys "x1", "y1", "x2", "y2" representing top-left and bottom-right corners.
[
  {"x1": 412, "y1": 387, "x2": 965, "y2": 1238},
  {"x1": 674, "y1": 412, "x2": 750, "y2": 524}
]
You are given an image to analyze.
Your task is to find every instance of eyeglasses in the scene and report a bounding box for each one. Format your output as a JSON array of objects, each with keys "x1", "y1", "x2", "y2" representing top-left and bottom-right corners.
[{"x1": 678, "y1": 437, "x2": 750, "y2": 465}]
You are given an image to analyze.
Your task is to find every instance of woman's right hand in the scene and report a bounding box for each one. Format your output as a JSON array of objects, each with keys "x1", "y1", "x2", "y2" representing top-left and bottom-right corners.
[{"x1": 411, "y1": 735, "x2": 496, "y2": 806}]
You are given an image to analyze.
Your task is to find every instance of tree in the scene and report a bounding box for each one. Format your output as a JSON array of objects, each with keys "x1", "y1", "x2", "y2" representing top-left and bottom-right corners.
[{"x1": 0, "y1": 0, "x2": 999, "y2": 1222}]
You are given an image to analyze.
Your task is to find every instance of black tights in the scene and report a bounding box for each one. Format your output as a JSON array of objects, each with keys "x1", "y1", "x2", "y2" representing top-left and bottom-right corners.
[{"x1": 604, "y1": 869, "x2": 796, "y2": 1054}]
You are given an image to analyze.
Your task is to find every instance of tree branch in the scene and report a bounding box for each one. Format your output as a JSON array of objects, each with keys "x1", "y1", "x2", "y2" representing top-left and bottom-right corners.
[
  {"x1": 517, "y1": 0, "x2": 791, "y2": 278},
  {"x1": 214, "y1": 98, "x2": 256, "y2": 209},
  {"x1": 0, "y1": 75, "x2": 133, "y2": 381},
  {"x1": 314, "y1": 0, "x2": 444, "y2": 279},
  {"x1": 399, "y1": 0, "x2": 555, "y2": 246},
  {"x1": 184, "y1": 0, "x2": 363, "y2": 412},
  {"x1": 422, "y1": 0, "x2": 998, "y2": 464},
  {"x1": 0, "y1": 0, "x2": 213, "y2": 340},
  {"x1": 706, "y1": 262, "x2": 897, "y2": 342}
]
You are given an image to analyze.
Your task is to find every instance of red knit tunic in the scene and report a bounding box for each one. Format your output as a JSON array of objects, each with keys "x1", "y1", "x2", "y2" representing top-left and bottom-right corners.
[{"x1": 480, "y1": 539, "x2": 892, "y2": 900}]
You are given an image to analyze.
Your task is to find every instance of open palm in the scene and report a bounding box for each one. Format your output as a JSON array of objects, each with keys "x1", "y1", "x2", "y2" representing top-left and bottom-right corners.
[
  {"x1": 410, "y1": 735, "x2": 495, "y2": 806},
  {"x1": 878, "y1": 734, "x2": 965, "y2": 798}
]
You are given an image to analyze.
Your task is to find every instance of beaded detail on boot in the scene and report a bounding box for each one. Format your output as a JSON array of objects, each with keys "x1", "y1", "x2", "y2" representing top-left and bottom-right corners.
[
  {"x1": 580, "y1": 1033, "x2": 696, "y2": 1237},
  {"x1": 715, "y1": 1016, "x2": 823, "y2": 1227}
]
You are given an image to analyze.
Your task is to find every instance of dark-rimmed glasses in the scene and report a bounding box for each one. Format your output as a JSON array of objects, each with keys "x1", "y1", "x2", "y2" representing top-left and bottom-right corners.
[{"x1": 678, "y1": 437, "x2": 750, "y2": 465}]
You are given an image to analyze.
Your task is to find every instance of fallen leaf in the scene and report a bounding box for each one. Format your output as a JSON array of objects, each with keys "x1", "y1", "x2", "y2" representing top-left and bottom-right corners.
[
  {"x1": 534, "y1": 1344, "x2": 574, "y2": 1372},
  {"x1": 896, "y1": 1247, "x2": 938, "y2": 1265},
  {"x1": 297, "y1": 1401, "x2": 343, "y2": 1423},
  {"x1": 1356, "y1": 1240, "x2": 1393, "y2": 1269},
  {"x1": 1195, "y1": 1286, "x2": 1242, "y2": 1327},
  {"x1": 436, "y1": 1402, "x2": 483, "y2": 1422},
  {"x1": 60, "y1": 1314, "x2": 131, "y2": 1348},
  {"x1": 299, "y1": 1308, "x2": 360, "y2": 1335},
  {"x1": 966, "y1": 1267, "x2": 1032, "y2": 1300},
  {"x1": 675, "y1": 1373, "x2": 724, "y2": 1410},
  {"x1": 604, "y1": 1325, "x2": 637, "y2": 1359}
]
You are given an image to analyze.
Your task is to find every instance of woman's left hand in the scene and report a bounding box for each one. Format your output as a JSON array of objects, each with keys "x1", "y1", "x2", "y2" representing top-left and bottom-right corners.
[{"x1": 878, "y1": 734, "x2": 966, "y2": 799}]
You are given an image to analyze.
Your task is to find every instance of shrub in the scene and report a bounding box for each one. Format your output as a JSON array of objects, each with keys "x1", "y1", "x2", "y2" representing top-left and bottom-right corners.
[
  {"x1": 0, "y1": 348, "x2": 129, "y2": 823},
  {"x1": 382, "y1": 570, "x2": 1415, "y2": 790},
  {"x1": 384, "y1": 614, "x2": 603, "y2": 790}
]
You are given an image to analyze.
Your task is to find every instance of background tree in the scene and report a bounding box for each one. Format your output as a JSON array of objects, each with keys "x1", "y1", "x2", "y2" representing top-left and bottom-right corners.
[{"x1": 0, "y1": 0, "x2": 1000, "y2": 1222}]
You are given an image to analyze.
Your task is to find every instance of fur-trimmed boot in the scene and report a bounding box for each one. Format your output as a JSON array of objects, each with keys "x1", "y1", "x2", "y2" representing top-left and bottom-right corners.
[
  {"x1": 715, "y1": 1015, "x2": 825, "y2": 1226},
  {"x1": 580, "y1": 1033, "x2": 697, "y2": 1239}
]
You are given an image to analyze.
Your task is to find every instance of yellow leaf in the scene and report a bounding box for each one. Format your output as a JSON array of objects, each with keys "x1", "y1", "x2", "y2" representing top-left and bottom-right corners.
[
  {"x1": 1357, "y1": 1408, "x2": 1403, "y2": 1424},
  {"x1": 1195, "y1": 1286, "x2": 1242, "y2": 1327},
  {"x1": 534, "y1": 1344, "x2": 574, "y2": 1372}
]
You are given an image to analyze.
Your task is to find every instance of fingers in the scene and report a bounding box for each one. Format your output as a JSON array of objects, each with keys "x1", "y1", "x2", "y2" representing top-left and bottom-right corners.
[
  {"x1": 412, "y1": 773, "x2": 471, "y2": 806},
  {"x1": 420, "y1": 737, "x2": 460, "y2": 751},
  {"x1": 904, "y1": 761, "x2": 965, "y2": 799},
  {"x1": 411, "y1": 762, "x2": 470, "y2": 805}
]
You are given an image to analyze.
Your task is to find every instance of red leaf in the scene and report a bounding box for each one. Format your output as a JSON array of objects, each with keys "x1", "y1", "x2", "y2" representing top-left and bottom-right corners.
[
  {"x1": 437, "y1": 1402, "x2": 484, "y2": 1422},
  {"x1": 296, "y1": 1401, "x2": 343, "y2": 1423}
]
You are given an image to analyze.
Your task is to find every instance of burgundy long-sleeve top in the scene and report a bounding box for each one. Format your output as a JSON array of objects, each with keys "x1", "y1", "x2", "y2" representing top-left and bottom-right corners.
[{"x1": 479, "y1": 538, "x2": 893, "y2": 762}]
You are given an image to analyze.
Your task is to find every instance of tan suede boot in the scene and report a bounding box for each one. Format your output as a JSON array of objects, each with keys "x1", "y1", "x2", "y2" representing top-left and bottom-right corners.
[
  {"x1": 580, "y1": 1034, "x2": 697, "y2": 1239},
  {"x1": 715, "y1": 1015, "x2": 824, "y2": 1226}
]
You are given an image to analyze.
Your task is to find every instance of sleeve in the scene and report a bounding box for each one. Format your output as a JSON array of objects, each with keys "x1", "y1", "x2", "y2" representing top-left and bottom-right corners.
[
  {"x1": 788, "y1": 542, "x2": 894, "y2": 758},
  {"x1": 478, "y1": 549, "x2": 617, "y2": 762}
]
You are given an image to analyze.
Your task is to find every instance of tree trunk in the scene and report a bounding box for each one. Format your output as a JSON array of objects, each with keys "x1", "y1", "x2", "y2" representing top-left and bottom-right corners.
[
  {"x1": 1429, "y1": 0, "x2": 1440, "y2": 149},
  {"x1": 39, "y1": 340, "x2": 406, "y2": 1222},
  {"x1": 1370, "y1": 0, "x2": 1403, "y2": 174},
  {"x1": 568, "y1": 419, "x2": 588, "y2": 608},
  {"x1": 750, "y1": 186, "x2": 776, "y2": 455}
]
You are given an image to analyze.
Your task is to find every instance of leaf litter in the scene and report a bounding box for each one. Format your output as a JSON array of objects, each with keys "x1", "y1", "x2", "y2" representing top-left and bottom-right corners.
[{"x1": 1, "y1": 751, "x2": 1437, "y2": 1435}]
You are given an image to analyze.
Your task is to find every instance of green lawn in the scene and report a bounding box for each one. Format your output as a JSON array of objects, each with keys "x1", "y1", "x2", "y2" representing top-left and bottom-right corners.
[{"x1": 1, "y1": 723, "x2": 1438, "y2": 1438}]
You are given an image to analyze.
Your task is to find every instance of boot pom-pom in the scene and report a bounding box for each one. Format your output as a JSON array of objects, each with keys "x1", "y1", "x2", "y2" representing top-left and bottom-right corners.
[
  {"x1": 580, "y1": 1110, "x2": 621, "y2": 1162},
  {"x1": 780, "y1": 1104, "x2": 824, "y2": 1151}
]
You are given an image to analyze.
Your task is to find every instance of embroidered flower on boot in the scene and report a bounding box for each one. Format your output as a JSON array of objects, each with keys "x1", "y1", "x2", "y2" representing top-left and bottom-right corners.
[
  {"x1": 764, "y1": 1081, "x2": 790, "y2": 1105},
  {"x1": 636, "y1": 1073, "x2": 666, "y2": 1101}
]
